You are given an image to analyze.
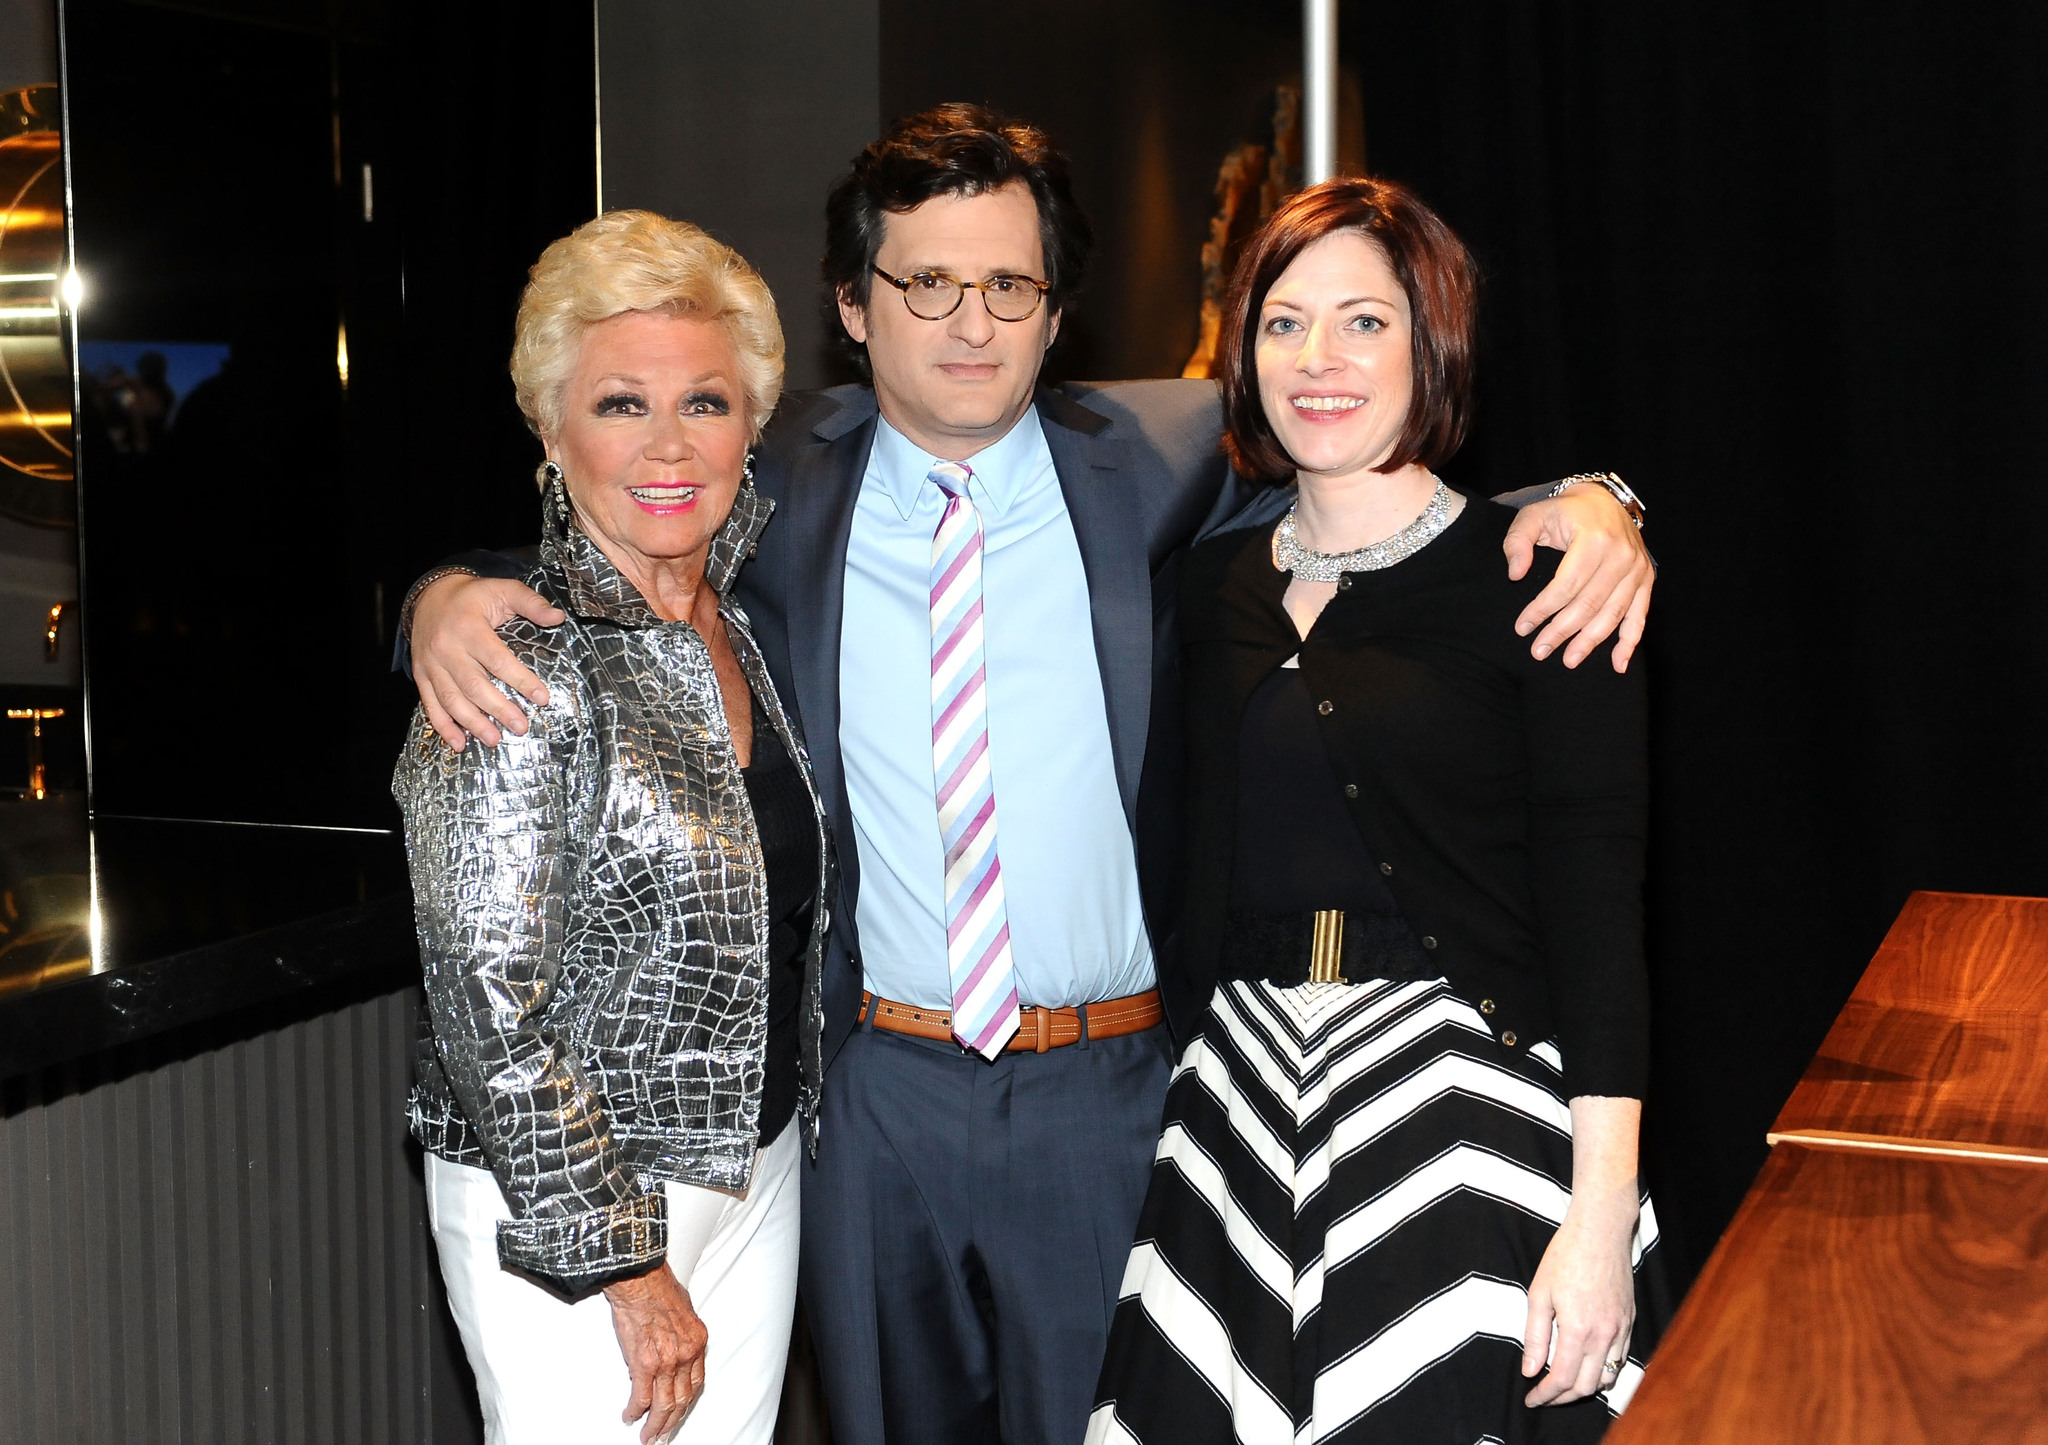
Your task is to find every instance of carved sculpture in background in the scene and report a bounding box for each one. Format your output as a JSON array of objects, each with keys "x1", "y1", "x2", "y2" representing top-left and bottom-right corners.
[
  {"x1": 1183, "y1": 85, "x2": 1300, "y2": 380},
  {"x1": 1183, "y1": 78, "x2": 1366, "y2": 380}
]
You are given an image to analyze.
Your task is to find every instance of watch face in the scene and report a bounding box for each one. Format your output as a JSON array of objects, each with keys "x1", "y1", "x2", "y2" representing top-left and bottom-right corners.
[{"x1": 0, "y1": 87, "x2": 73, "y2": 530}]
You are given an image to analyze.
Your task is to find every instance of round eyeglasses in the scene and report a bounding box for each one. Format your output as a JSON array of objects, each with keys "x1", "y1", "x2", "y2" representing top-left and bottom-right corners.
[{"x1": 871, "y1": 265, "x2": 1052, "y2": 323}]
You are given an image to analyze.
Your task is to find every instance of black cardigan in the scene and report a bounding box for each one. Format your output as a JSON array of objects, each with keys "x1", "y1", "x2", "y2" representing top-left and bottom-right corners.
[{"x1": 1174, "y1": 495, "x2": 1650, "y2": 1100}]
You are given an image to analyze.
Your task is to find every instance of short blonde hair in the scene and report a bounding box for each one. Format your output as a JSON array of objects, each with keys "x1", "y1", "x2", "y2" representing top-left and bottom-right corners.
[{"x1": 511, "y1": 210, "x2": 784, "y2": 442}]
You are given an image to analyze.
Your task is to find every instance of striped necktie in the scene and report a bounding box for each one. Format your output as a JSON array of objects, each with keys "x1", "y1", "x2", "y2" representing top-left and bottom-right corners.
[{"x1": 928, "y1": 461, "x2": 1020, "y2": 1058}]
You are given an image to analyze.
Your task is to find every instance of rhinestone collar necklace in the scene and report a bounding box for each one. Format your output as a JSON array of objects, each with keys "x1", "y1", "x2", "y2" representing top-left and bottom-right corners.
[{"x1": 1272, "y1": 479, "x2": 1457, "y2": 582}]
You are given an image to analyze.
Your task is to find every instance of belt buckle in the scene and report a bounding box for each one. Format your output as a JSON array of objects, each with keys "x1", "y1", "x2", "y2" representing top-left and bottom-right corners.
[{"x1": 1310, "y1": 910, "x2": 1347, "y2": 984}]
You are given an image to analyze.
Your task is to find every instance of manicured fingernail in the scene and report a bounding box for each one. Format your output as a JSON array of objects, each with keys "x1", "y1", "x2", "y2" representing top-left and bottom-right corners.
[
  {"x1": 1533, "y1": 643, "x2": 1551, "y2": 658},
  {"x1": 1516, "y1": 621, "x2": 1534, "y2": 635}
]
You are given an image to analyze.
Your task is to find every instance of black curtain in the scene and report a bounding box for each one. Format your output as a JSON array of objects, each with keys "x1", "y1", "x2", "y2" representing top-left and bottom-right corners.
[
  {"x1": 880, "y1": 0, "x2": 2048, "y2": 1280},
  {"x1": 1346, "y1": 1, "x2": 2048, "y2": 1274}
]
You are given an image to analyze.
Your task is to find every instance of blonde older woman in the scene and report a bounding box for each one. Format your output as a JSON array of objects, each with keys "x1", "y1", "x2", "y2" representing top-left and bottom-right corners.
[{"x1": 395, "y1": 210, "x2": 832, "y2": 1445}]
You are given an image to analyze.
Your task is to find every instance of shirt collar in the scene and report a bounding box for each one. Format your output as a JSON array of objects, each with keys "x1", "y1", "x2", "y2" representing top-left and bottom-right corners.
[{"x1": 868, "y1": 404, "x2": 1047, "y2": 521}]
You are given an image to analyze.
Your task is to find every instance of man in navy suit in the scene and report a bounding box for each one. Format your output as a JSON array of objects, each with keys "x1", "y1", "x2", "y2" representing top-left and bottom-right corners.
[{"x1": 405, "y1": 105, "x2": 1653, "y2": 1445}]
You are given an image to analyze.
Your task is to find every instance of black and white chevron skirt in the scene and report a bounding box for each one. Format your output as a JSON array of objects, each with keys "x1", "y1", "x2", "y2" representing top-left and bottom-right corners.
[{"x1": 1088, "y1": 978, "x2": 1673, "y2": 1444}]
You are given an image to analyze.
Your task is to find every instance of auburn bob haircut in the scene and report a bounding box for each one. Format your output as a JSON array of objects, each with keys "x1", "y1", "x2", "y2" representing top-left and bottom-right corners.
[{"x1": 1218, "y1": 176, "x2": 1479, "y2": 483}]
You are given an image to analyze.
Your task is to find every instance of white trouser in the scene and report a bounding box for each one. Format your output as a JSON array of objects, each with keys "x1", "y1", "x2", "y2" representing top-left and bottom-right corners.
[{"x1": 425, "y1": 1126, "x2": 801, "y2": 1445}]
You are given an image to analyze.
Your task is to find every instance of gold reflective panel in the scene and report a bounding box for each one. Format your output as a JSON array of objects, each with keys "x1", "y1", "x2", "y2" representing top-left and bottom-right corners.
[
  {"x1": 0, "y1": 82, "x2": 87, "y2": 997},
  {"x1": 0, "y1": 85, "x2": 73, "y2": 529},
  {"x1": 0, "y1": 868, "x2": 90, "y2": 997}
]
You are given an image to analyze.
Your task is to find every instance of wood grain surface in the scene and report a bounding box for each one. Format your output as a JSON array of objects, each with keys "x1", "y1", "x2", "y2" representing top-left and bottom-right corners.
[
  {"x1": 1771, "y1": 892, "x2": 2048, "y2": 1157},
  {"x1": 1608, "y1": 1143, "x2": 2048, "y2": 1444}
]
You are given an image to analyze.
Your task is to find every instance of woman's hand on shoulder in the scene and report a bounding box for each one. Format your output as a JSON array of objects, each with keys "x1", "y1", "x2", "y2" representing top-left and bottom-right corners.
[
  {"x1": 1502, "y1": 485, "x2": 1654, "y2": 673},
  {"x1": 413, "y1": 574, "x2": 565, "y2": 750},
  {"x1": 603, "y1": 1261, "x2": 709, "y2": 1443}
]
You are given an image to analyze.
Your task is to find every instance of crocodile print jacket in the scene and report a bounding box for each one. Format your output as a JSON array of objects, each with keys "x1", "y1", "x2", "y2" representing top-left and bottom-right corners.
[{"x1": 394, "y1": 470, "x2": 833, "y2": 1292}]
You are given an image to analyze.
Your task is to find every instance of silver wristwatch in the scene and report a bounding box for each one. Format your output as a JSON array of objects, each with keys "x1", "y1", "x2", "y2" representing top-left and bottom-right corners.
[{"x1": 1548, "y1": 472, "x2": 1646, "y2": 530}]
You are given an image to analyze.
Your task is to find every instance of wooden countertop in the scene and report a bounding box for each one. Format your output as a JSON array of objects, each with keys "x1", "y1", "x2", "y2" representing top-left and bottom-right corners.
[
  {"x1": 1606, "y1": 1143, "x2": 2048, "y2": 1443},
  {"x1": 1609, "y1": 892, "x2": 2048, "y2": 1441},
  {"x1": 1769, "y1": 891, "x2": 2048, "y2": 1163}
]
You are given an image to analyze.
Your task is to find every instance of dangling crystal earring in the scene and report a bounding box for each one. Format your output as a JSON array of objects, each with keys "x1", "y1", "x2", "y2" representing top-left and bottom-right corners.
[
  {"x1": 536, "y1": 458, "x2": 574, "y2": 533},
  {"x1": 742, "y1": 450, "x2": 756, "y2": 485}
]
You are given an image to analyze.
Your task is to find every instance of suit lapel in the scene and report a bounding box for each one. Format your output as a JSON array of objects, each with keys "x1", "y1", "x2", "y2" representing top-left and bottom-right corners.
[
  {"x1": 1038, "y1": 387, "x2": 1150, "y2": 829},
  {"x1": 777, "y1": 414, "x2": 874, "y2": 843}
]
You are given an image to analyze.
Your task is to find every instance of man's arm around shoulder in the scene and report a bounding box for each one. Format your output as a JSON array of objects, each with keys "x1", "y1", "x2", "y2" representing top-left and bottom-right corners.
[{"x1": 400, "y1": 548, "x2": 560, "y2": 749}]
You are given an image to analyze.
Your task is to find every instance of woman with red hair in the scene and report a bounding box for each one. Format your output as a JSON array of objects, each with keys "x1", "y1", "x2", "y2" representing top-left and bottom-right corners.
[{"x1": 1088, "y1": 178, "x2": 1671, "y2": 1444}]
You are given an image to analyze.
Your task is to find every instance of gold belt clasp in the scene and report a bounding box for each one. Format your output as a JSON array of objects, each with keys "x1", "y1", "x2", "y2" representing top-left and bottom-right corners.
[{"x1": 1310, "y1": 909, "x2": 1347, "y2": 984}]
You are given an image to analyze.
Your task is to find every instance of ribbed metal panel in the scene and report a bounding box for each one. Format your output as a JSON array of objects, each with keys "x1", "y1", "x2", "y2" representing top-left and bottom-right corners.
[{"x1": 0, "y1": 987, "x2": 435, "y2": 1445}]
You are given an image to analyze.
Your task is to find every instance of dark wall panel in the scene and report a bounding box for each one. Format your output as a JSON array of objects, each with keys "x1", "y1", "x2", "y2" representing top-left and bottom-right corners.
[
  {"x1": 386, "y1": 0, "x2": 601, "y2": 571},
  {"x1": 0, "y1": 988, "x2": 437, "y2": 1444},
  {"x1": 0, "y1": 0, "x2": 56, "y2": 91},
  {"x1": 596, "y1": 0, "x2": 881, "y2": 393}
]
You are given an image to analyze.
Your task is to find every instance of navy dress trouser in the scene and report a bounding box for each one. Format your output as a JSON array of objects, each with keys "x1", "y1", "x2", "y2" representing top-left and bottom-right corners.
[{"x1": 798, "y1": 1018, "x2": 1174, "y2": 1445}]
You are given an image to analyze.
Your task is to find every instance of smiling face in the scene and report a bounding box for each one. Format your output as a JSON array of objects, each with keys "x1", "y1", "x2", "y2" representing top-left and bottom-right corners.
[
  {"x1": 1255, "y1": 229, "x2": 1416, "y2": 483},
  {"x1": 546, "y1": 309, "x2": 749, "y2": 606},
  {"x1": 837, "y1": 182, "x2": 1061, "y2": 460}
]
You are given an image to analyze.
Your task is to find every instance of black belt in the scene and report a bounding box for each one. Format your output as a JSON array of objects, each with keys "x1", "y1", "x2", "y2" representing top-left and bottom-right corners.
[{"x1": 1218, "y1": 908, "x2": 1432, "y2": 987}]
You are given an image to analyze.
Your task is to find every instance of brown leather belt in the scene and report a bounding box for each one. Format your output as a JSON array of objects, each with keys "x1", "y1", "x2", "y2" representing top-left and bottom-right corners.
[{"x1": 858, "y1": 988, "x2": 1163, "y2": 1054}]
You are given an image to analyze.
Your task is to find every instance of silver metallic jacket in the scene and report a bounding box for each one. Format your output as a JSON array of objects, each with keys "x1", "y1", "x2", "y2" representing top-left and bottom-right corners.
[{"x1": 394, "y1": 472, "x2": 833, "y2": 1291}]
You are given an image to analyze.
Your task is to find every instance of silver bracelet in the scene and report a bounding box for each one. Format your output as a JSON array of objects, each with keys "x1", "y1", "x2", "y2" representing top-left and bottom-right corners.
[{"x1": 1548, "y1": 472, "x2": 1646, "y2": 530}]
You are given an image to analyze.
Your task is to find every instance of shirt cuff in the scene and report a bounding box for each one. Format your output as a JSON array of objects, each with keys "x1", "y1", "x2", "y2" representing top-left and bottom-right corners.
[{"x1": 398, "y1": 564, "x2": 480, "y2": 644}]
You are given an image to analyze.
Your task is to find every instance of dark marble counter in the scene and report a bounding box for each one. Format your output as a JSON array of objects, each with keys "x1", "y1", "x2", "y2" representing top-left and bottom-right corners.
[{"x1": 0, "y1": 891, "x2": 417, "y2": 1080}]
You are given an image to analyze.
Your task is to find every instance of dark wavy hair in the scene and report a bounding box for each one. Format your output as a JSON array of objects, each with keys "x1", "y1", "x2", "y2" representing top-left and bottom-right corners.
[
  {"x1": 1219, "y1": 176, "x2": 1479, "y2": 483},
  {"x1": 822, "y1": 103, "x2": 1094, "y2": 372}
]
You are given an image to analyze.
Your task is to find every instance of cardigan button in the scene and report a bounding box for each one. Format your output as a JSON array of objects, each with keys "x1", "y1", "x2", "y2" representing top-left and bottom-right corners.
[
  {"x1": 1378, "y1": 861, "x2": 1392, "y2": 875},
  {"x1": 1421, "y1": 935, "x2": 1437, "y2": 949},
  {"x1": 1480, "y1": 998, "x2": 1496, "y2": 1015},
  {"x1": 1502, "y1": 1031, "x2": 1518, "y2": 1047},
  {"x1": 1336, "y1": 576, "x2": 1352, "y2": 591},
  {"x1": 1344, "y1": 784, "x2": 1359, "y2": 799},
  {"x1": 1317, "y1": 700, "x2": 1334, "y2": 715}
]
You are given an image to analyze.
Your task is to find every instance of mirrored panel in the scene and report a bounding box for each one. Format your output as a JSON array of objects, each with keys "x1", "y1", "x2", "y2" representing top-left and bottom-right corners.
[
  {"x1": 0, "y1": 0, "x2": 598, "y2": 1000},
  {"x1": 62, "y1": 0, "x2": 409, "y2": 970}
]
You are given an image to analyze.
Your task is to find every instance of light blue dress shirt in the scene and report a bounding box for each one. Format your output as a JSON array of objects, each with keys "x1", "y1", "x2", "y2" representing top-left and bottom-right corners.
[{"x1": 840, "y1": 407, "x2": 1155, "y2": 1010}]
